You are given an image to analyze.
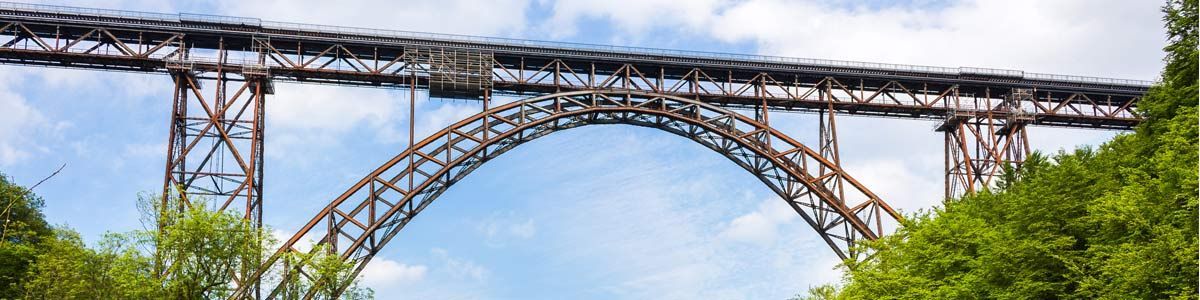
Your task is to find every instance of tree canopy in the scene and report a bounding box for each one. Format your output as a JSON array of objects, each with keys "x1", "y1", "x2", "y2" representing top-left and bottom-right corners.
[
  {"x1": 799, "y1": 0, "x2": 1198, "y2": 298},
  {"x1": 0, "y1": 173, "x2": 54, "y2": 297},
  {"x1": 0, "y1": 182, "x2": 374, "y2": 299}
]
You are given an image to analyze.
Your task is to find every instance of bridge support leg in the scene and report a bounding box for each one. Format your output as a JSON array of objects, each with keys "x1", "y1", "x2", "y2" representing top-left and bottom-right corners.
[
  {"x1": 815, "y1": 85, "x2": 859, "y2": 256},
  {"x1": 161, "y1": 71, "x2": 270, "y2": 222},
  {"x1": 817, "y1": 88, "x2": 845, "y2": 200},
  {"x1": 161, "y1": 70, "x2": 271, "y2": 297},
  {"x1": 938, "y1": 88, "x2": 1032, "y2": 200}
]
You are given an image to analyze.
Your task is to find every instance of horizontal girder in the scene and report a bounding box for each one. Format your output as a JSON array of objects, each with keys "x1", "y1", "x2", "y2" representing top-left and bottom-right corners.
[{"x1": 0, "y1": 2, "x2": 1148, "y2": 130}]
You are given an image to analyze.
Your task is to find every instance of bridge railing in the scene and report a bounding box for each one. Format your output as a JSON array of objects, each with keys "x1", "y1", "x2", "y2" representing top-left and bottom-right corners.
[
  {"x1": 1024, "y1": 72, "x2": 1154, "y2": 87},
  {"x1": 0, "y1": 1, "x2": 176, "y2": 22},
  {"x1": 179, "y1": 13, "x2": 261, "y2": 27}
]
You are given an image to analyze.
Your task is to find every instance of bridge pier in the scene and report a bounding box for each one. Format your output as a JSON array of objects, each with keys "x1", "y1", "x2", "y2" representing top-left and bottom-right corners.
[
  {"x1": 938, "y1": 88, "x2": 1033, "y2": 200},
  {"x1": 817, "y1": 85, "x2": 845, "y2": 201},
  {"x1": 161, "y1": 68, "x2": 271, "y2": 223},
  {"x1": 161, "y1": 67, "x2": 271, "y2": 298}
]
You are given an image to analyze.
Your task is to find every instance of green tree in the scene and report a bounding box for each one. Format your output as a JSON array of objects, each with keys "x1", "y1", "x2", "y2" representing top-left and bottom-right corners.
[
  {"x1": 1074, "y1": 0, "x2": 1198, "y2": 297},
  {"x1": 21, "y1": 228, "x2": 107, "y2": 299},
  {"x1": 275, "y1": 245, "x2": 375, "y2": 300},
  {"x1": 18, "y1": 194, "x2": 375, "y2": 299},
  {"x1": 0, "y1": 173, "x2": 54, "y2": 298},
  {"x1": 817, "y1": 0, "x2": 1198, "y2": 298},
  {"x1": 791, "y1": 284, "x2": 846, "y2": 300},
  {"x1": 21, "y1": 229, "x2": 161, "y2": 299},
  {"x1": 151, "y1": 196, "x2": 269, "y2": 299}
]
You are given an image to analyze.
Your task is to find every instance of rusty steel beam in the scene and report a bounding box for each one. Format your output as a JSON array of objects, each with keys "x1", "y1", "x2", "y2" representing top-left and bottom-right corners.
[
  {"x1": 0, "y1": 2, "x2": 1148, "y2": 130},
  {"x1": 162, "y1": 71, "x2": 269, "y2": 218},
  {"x1": 161, "y1": 66, "x2": 269, "y2": 294},
  {"x1": 937, "y1": 88, "x2": 1033, "y2": 199},
  {"x1": 228, "y1": 90, "x2": 902, "y2": 299}
]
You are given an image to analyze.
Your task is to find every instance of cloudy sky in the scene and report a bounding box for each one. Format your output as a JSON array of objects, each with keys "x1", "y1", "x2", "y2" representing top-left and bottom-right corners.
[{"x1": 0, "y1": 0, "x2": 1167, "y2": 299}]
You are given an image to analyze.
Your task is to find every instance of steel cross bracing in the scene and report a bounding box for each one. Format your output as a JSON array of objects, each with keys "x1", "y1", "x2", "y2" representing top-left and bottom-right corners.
[
  {"x1": 936, "y1": 88, "x2": 1035, "y2": 198},
  {"x1": 0, "y1": 3, "x2": 1151, "y2": 195},
  {"x1": 230, "y1": 90, "x2": 901, "y2": 298},
  {"x1": 163, "y1": 71, "x2": 270, "y2": 220},
  {"x1": 161, "y1": 66, "x2": 271, "y2": 295},
  {"x1": 0, "y1": 2, "x2": 1153, "y2": 299},
  {"x1": 0, "y1": 2, "x2": 1148, "y2": 129}
]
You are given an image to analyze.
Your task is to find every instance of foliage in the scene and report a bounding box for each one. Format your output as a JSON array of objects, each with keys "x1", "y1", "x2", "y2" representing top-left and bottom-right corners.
[
  {"x1": 790, "y1": 284, "x2": 846, "y2": 300},
  {"x1": 275, "y1": 245, "x2": 375, "y2": 300},
  {"x1": 0, "y1": 173, "x2": 53, "y2": 298},
  {"x1": 21, "y1": 229, "x2": 160, "y2": 299},
  {"x1": 152, "y1": 196, "x2": 268, "y2": 299},
  {"x1": 18, "y1": 195, "x2": 269, "y2": 299},
  {"x1": 800, "y1": 0, "x2": 1198, "y2": 298},
  {"x1": 0, "y1": 174, "x2": 51, "y2": 247},
  {"x1": 12, "y1": 193, "x2": 373, "y2": 299}
]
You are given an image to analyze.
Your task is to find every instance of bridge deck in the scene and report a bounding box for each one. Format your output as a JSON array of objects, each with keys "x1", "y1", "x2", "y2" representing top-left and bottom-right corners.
[{"x1": 0, "y1": 1, "x2": 1151, "y2": 129}]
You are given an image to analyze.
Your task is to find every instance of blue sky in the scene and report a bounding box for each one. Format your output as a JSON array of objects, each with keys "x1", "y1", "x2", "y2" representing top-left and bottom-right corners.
[{"x1": 0, "y1": 0, "x2": 1167, "y2": 299}]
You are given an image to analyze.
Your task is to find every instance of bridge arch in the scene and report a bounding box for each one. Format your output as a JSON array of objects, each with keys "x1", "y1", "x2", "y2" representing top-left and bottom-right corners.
[{"x1": 249, "y1": 90, "x2": 901, "y2": 298}]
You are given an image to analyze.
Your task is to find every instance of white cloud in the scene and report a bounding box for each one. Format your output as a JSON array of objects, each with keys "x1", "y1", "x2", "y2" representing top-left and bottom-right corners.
[
  {"x1": 261, "y1": 84, "x2": 405, "y2": 167},
  {"x1": 509, "y1": 218, "x2": 536, "y2": 239},
  {"x1": 498, "y1": 127, "x2": 843, "y2": 299},
  {"x1": 719, "y1": 197, "x2": 798, "y2": 246},
  {"x1": 43, "y1": 67, "x2": 169, "y2": 101},
  {"x1": 0, "y1": 86, "x2": 42, "y2": 165},
  {"x1": 540, "y1": 0, "x2": 1163, "y2": 79},
  {"x1": 729, "y1": 0, "x2": 1163, "y2": 79},
  {"x1": 538, "y1": 0, "x2": 725, "y2": 39},
  {"x1": 122, "y1": 142, "x2": 166, "y2": 159},
  {"x1": 266, "y1": 84, "x2": 399, "y2": 134},
  {"x1": 270, "y1": 228, "x2": 314, "y2": 253},
  {"x1": 0, "y1": 69, "x2": 83, "y2": 167},
  {"x1": 1027, "y1": 126, "x2": 1118, "y2": 154},
  {"x1": 842, "y1": 159, "x2": 943, "y2": 217},
  {"x1": 359, "y1": 258, "x2": 428, "y2": 286},
  {"x1": 476, "y1": 211, "x2": 538, "y2": 247},
  {"x1": 431, "y1": 248, "x2": 489, "y2": 281},
  {"x1": 53, "y1": 0, "x2": 174, "y2": 11},
  {"x1": 216, "y1": 0, "x2": 531, "y2": 37},
  {"x1": 260, "y1": 84, "x2": 489, "y2": 178},
  {"x1": 414, "y1": 101, "x2": 484, "y2": 141},
  {"x1": 267, "y1": 229, "x2": 430, "y2": 294},
  {"x1": 0, "y1": 63, "x2": 172, "y2": 167}
]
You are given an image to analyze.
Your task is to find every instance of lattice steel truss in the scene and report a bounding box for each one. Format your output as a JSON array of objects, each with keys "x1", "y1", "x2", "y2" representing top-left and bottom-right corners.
[
  {"x1": 229, "y1": 90, "x2": 901, "y2": 299},
  {"x1": 938, "y1": 88, "x2": 1034, "y2": 199},
  {"x1": 0, "y1": 6, "x2": 1147, "y2": 130},
  {"x1": 163, "y1": 69, "x2": 270, "y2": 221},
  {"x1": 161, "y1": 68, "x2": 270, "y2": 295}
]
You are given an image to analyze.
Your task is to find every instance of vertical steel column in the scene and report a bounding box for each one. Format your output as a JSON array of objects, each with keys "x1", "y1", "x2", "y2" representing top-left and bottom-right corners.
[
  {"x1": 408, "y1": 70, "x2": 417, "y2": 219},
  {"x1": 818, "y1": 89, "x2": 845, "y2": 201},
  {"x1": 161, "y1": 70, "x2": 269, "y2": 224},
  {"x1": 162, "y1": 66, "x2": 270, "y2": 297},
  {"x1": 163, "y1": 71, "x2": 189, "y2": 214},
  {"x1": 939, "y1": 88, "x2": 1031, "y2": 200},
  {"x1": 815, "y1": 78, "x2": 851, "y2": 255}
]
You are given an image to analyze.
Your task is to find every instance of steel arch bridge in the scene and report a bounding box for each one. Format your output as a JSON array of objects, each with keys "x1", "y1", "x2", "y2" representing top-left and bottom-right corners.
[
  {"x1": 0, "y1": 2, "x2": 1152, "y2": 299},
  {"x1": 248, "y1": 90, "x2": 900, "y2": 298}
]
